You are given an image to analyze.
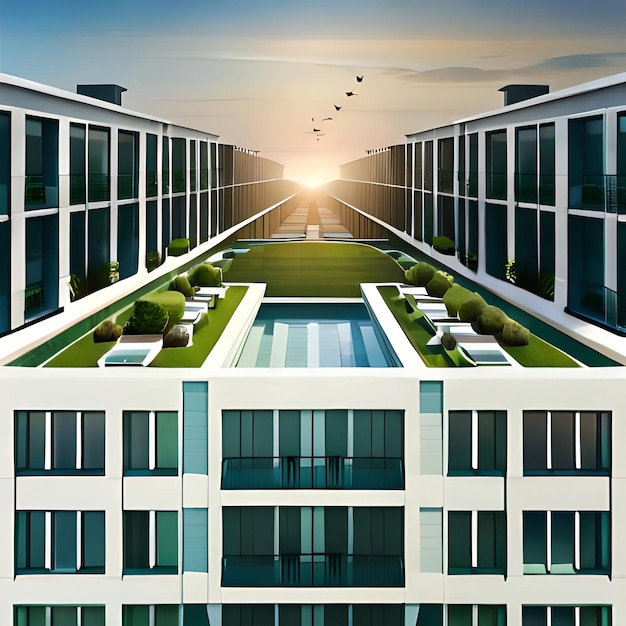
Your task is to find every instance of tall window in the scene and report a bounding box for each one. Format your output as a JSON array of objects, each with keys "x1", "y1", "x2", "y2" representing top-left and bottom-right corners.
[
  {"x1": 468, "y1": 133, "x2": 478, "y2": 197},
  {"x1": 569, "y1": 115, "x2": 604, "y2": 210},
  {"x1": 523, "y1": 410, "x2": 610, "y2": 474},
  {"x1": 486, "y1": 130, "x2": 507, "y2": 200},
  {"x1": 172, "y1": 138, "x2": 186, "y2": 193},
  {"x1": 515, "y1": 126, "x2": 537, "y2": 203},
  {"x1": 0, "y1": 111, "x2": 9, "y2": 215},
  {"x1": 448, "y1": 411, "x2": 506, "y2": 476},
  {"x1": 123, "y1": 511, "x2": 178, "y2": 574},
  {"x1": 25, "y1": 214, "x2": 59, "y2": 319},
  {"x1": 189, "y1": 140, "x2": 197, "y2": 191},
  {"x1": 200, "y1": 142, "x2": 209, "y2": 190},
  {"x1": 15, "y1": 410, "x2": 105, "y2": 475},
  {"x1": 448, "y1": 511, "x2": 506, "y2": 574},
  {"x1": 146, "y1": 133, "x2": 158, "y2": 198},
  {"x1": 523, "y1": 511, "x2": 610, "y2": 574},
  {"x1": 118, "y1": 130, "x2": 138, "y2": 200},
  {"x1": 162, "y1": 136, "x2": 170, "y2": 194},
  {"x1": 424, "y1": 141, "x2": 433, "y2": 191},
  {"x1": 522, "y1": 606, "x2": 611, "y2": 626},
  {"x1": 539, "y1": 123, "x2": 555, "y2": 205},
  {"x1": 15, "y1": 606, "x2": 105, "y2": 626},
  {"x1": 123, "y1": 411, "x2": 178, "y2": 475},
  {"x1": 16, "y1": 510, "x2": 105, "y2": 574},
  {"x1": 438, "y1": 137, "x2": 454, "y2": 194},
  {"x1": 122, "y1": 606, "x2": 180, "y2": 626},
  {"x1": 88, "y1": 127, "x2": 110, "y2": 202},
  {"x1": 25, "y1": 116, "x2": 59, "y2": 210},
  {"x1": 69, "y1": 123, "x2": 86, "y2": 205}
]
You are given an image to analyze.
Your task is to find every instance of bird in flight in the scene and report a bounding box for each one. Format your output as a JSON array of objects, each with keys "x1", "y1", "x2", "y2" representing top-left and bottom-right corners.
[
  {"x1": 305, "y1": 128, "x2": 322, "y2": 134},
  {"x1": 322, "y1": 117, "x2": 333, "y2": 121},
  {"x1": 356, "y1": 75, "x2": 364, "y2": 82},
  {"x1": 334, "y1": 105, "x2": 342, "y2": 111},
  {"x1": 346, "y1": 91, "x2": 358, "y2": 97}
]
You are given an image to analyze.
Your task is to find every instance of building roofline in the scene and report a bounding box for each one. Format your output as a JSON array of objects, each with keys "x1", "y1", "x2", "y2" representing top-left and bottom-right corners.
[
  {"x1": 406, "y1": 71, "x2": 626, "y2": 138},
  {"x1": 0, "y1": 72, "x2": 220, "y2": 140}
]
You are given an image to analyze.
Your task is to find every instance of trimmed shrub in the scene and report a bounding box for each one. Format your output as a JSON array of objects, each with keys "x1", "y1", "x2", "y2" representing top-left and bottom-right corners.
[
  {"x1": 404, "y1": 261, "x2": 436, "y2": 286},
  {"x1": 498, "y1": 319, "x2": 530, "y2": 346},
  {"x1": 441, "y1": 332, "x2": 457, "y2": 350},
  {"x1": 188, "y1": 263, "x2": 222, "y2": 287},
  {"x1": 426, "y1": 271, "x2": 453, "y2": 297},
  {"x1": 169, "y1": 275, "x2": 195, "y2": 298},
  {"x1": 125, "y1": 300, "x2": 169, "y2": 335},
  {"x1": 443, "y1": 284, "x2": 473, "y2": 317},
  {"x1": 458, "y1": 292, "x2": 488, "y2": 322},
  {"x1": 141, "y1": 291, "x2": 186, "y2": 329},
  {"x1": 168, "y1": 238, "x2": 190, "y2": 257},
  {"x1": 163, "y1": 325, "x2": 190, "y2": 348},
  {"x1": 433, "y1": 235, "x2": 456, "y2": 255},
  {"x1": 146, "y1": 250, "x2": 161, "y2": 272},
  {"x1": 472, "y1": 305, "x2": 508, "y2": 335},
  {"x1": 93, "y1": 320, "x2": 122, "y2": 343}
]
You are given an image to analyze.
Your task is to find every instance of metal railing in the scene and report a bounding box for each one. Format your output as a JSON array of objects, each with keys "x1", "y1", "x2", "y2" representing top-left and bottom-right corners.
[{"x1": 221, "y1": 456, "x2": 404, "y2": 490}]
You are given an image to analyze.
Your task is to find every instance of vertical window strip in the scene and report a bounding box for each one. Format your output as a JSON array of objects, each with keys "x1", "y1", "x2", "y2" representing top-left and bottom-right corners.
[
  {"x1": 575, "y1": 411, "x2": 582, "y2": 470},
  {"x1": 149, "y1": 511, "x2": 156, "y2": 569},
  {"x1": 574, "y1": 512, "x2": 581, "y2": 571},
  {"x1": 76, "y1": 512, "x2": 82, "y2": 571},
  {"x1": 149, "y1": 605, "x2": 155, "y2": 626},
  {"x1": 149, "y1": 411, "x2": 156, "y2": 471},
  {"x1": 76, "y1": 412, "x2": 82, "y2": 470},
  {"x1": 45, "y1": 511, "x2": 52, "y2": 570},
  {"x1": 45, "y1": 411, "x2": 52, "y2": 470},
  {"x1": 471, "y1": 511, "x2": 478, "y2": 568},
  {"x1": 471, "y1": 411, "x2": 478, "y2": 470},
  {"x1": 546, "y1": 411, "x2": 552, "y2": 470},
  {"x1": 546, "y1": 511, "x2": 552, "y2": 573}
]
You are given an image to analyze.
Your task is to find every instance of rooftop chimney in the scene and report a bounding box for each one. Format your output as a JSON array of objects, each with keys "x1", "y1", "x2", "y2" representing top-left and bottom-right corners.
[
  {"x1": 76, "y1": 84, "x2": 127, "y2": 106},
  {"x1": 498, "y1": 84, "x2": 549, "y2": 106}
]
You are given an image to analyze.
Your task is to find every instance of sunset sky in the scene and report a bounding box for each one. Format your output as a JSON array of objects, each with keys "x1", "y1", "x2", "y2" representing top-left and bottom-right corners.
[{"x1": 2, "y1": 0, "x2": 626, "y2": 185}]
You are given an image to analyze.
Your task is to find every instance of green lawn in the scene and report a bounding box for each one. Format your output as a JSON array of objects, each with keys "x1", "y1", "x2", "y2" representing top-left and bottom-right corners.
[
  {"x1": 224, "y1": 241, "x2": 405, "y2": 297},
  {"x1": 379, "y1": 285, "x2": 580, "y2": 368},
  {"x1": 45, "y1": 287, "x2": 248, "y2": 368}
]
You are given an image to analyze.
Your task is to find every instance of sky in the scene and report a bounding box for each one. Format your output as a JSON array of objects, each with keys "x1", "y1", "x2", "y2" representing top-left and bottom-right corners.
[{"x1": 2, "y1": 0, "x2": 626, "y2": 186}]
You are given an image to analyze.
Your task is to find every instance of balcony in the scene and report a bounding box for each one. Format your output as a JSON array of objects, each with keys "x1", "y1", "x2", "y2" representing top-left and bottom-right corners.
[
  {"x1": 221, "y1": 554, "x2": 404, "y2": 587},
  {"x1": 221, "y1": 456, "x2": 404, "y2": 489}
]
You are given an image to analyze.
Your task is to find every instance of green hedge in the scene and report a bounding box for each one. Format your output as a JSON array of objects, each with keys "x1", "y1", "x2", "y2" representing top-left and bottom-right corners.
[
  {"x1": 125, "y1": 300, "x2": 169, "y2": 335},
  {"x1": 498, "y1": 319, "x2": 530, "y2": 346},
  {"x1": 443, "y1": 284, "x2": 473, "y2": 316},
  {"x1": 404, "y1": 261, "x2": 436, "y2": 286},
  {"x1": 169, "y1": 275, "x2": 195, "y2": 298},
  {"x1": 189, "y1": 263, "x2": 222, "y2": 287},
  {"x1": 426, "y1": 271, "x2": 454, "y2": 297},
  {"x1": 93, "y1": 320, "x2": 122, "y2": 343},
  {"x1": 458, "y1": 292, "x2": 488, "y2": 322},
  {"x1": 168, "y1": 238, "x2": 190, "y2": 257},
  {"x1": 140, "y1": 291, "x2": 186, "y2": 330},
  {"x1": 472, "y1": 305, "x2": 508, "y2": 335}
]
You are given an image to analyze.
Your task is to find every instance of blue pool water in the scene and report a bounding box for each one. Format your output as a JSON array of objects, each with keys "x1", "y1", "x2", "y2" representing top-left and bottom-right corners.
[{"x1": 235, "y1": 303, "x2": 396, "y2": 368}]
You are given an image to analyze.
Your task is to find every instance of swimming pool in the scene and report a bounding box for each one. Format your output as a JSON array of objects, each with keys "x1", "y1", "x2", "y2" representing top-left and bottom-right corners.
[{"x1": 235, "y1": 303, "x2": 397, "y2": 368}]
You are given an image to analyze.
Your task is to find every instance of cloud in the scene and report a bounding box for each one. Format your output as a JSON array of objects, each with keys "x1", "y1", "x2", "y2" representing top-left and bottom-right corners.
[{"x1": 530, "y1": 52, "x2": 626, "y2": 71}]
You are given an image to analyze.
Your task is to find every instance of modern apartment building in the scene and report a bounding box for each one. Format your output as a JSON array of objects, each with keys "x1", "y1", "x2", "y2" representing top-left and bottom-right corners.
[{"x1": 0, "y1": 72, "x2": 625, "y2": 626}]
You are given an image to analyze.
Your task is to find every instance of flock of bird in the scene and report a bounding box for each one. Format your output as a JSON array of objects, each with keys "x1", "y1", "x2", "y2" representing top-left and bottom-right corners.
[{"x1": 306, "y1": 75, "x2": 364, "y2": 141}]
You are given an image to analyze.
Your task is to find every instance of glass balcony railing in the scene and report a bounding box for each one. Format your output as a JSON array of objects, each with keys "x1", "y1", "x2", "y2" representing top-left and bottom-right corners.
[
  {"x1": 118, "y1": 174, "x2": 138, "y2": 200},
  {"x1": 70, "y1": 175, "x2": 86, "y2": 205},
  {"x1": 221, "y1": 456, "x2": 404, "y2": 490},
  {"x1": 88, "y1": 174, "x2": 110, "y2": 203},
  {"x1": 569, "y1": 280, "x2": 626, "y2": 331},
  {"x1": 221, "y1": 554, "x2": 404, "y2": 587},
  {"x1": 25, "y1": 176, "x2": 59, "y2": 209}
]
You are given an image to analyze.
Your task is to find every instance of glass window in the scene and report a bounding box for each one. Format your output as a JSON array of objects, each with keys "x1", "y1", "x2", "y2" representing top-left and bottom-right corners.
[
  {"x1": 146, "y1": 133, "x2": 158, "y2": 198},
  {"x1": 200, "y1": 142, "x2": 209, "y2": 190},
  {"x1": 189, "y1": 140, "x2": 197, "y2": 191},
  {"x1": 88, "y1": 127, "x2": 110, "y2": 202},
  {"x1": 448, "y1": 512, "x2": 471, "y2": 572},
  {"x1": 448, "y1": 411, "x2": 472, "y2": 473},
  {"x1": 172, "y1": 195, "x2": 186, "y2": 240},
  {"x1": 87, "y1": 206, "x2": 110, "y2": 293},
  {"x1": 124, "y1": 511, "x2": 178, "y2": 574},
  {"x1": 438, "y1": 137, "x2": 454, "y2": 194},
  {"x1": 485, "y1": 203, "x2": 507, "y2": 280},
  {"x1": 457, "y1": 135, "x2": 465, "y2": 195},
  {"x1": 523, "y1": 511, "x2": 547, "y2": 574},
  {"x1": 118, "y1": 130, "x2": 138, "y2": 200},
  {"x1": 539, "y1": 123, "x2": 555, "y2": 205},
  {"x1": 189, "y1": 194, "x2": 197, "y2": 249},
  {"x1": 124, "y1": 411, "x2": 178, "y2": 475},
  {"x1": 0, "y1": 219, "x2": 9, "y2": 333},
  {"x1": 523, "y1": 412, "x2": 547, "y2": 472},
  {"x1": 172, "y1": 138, "x2": 186, "y2": 193},
  {"x1": 516, "y1": 126, "x2": 537, "y2": 203},
  {"x1": 539, "y1": 210, "x2": 555, "y2": 301},
  {"x1": 199, "y1": 192, "x2": 209, "y2": 243},
  {"x1": 16, "y1": 511, "x2": 104, "y2": 574},
  {"x1": 424, "y1": 141, "x2": 433, "y2": 191},
  {"x1": 16, "y1": 411, "x2": 105, "y2": 475},
  {"x1": 162, "y1": 136, "x2": 170, "y2": 194},
  {"x1": 515, "y1": 207, "x2": 539, "y2": 292},
  {"x1": 486, "y1": 130, "x2": 507, "y2": 200},
  {"x1": 69, "y1": 211, "x2": 86, "y2": 291},
  {"x1": 70, "y1": 123, "x2": 86, "y2": 205},
  {"x1": 0, "y1": 111, "x2": 9, "y2": 216},
  {"x1": 468, "y1": 133, "x2": 478, "y2": 197},
  {"x1": 414, "y1": 142, "x2": 423, "y2": 190},
  {"x1": 569, "y1": 116, "x2": 604, "y2": 210},
  {"x1": 25, "y1": 117, "x2": 59, "y2": 209},
  {"x1": 117, "y1": 202, "x2": 139, "y2": 280}
]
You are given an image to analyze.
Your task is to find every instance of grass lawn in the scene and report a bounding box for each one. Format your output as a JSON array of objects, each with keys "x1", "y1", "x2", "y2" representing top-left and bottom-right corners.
[
  {"x1": 149, "y1": 286, "x2": 247, "y2": 367},
  {"x1": 378, "y1": 286, "x2": 454, "y2": 367},
  {"x1": 45, "y1": 287, "x2": 248, "y2": 368},
  {"x1": 223, "y1": 241, "x2": 405, "y2": 297},
  {"x1": 379, "y1": 285, "x2": 580, "y2": 368}
]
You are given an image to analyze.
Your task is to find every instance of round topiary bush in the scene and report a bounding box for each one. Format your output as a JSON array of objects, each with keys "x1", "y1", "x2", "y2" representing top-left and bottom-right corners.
[
  {"x1": 458, "y1": 292, "x2": 488, "y2": 322},
  {"x1": 498, "y1": 319, "x2": 530, "y2": 346},
  {"x1": 125, "y1": 300, "x2": 169, "y2": 335},
  {"x1": 441, "y1": 332, "x2": 457, "y2": 350},
  {"x1": 443, "y1": 284, "x2": 473, "y2": 317},
  {"x1": 472, "y1": 305, "x2": 508, "y2": 335},
  {"x1": 168, "y1": 238, "x2": 190, "y2": 257},
  {"x1": 163, "y1": 325, "x2": 190, "y2": 348},
  {"x1": 404, "y1": 261, "x2": 436, "y2": 286},
  {"x1": 169, "y1": 275, "x2": 195, "y2": 298},
  {"x1": 141, "y1": 291, "x2": 186, "y2": 330},
  {"x1": 188, "y1": 263, "x2": 222, "y2": 287},
  {"x1": 426, "y1": 271, "x2": 453, "y2": 297},
  {"x1": 93, "y1": 320, "x2": 123, "y2": 343}
]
